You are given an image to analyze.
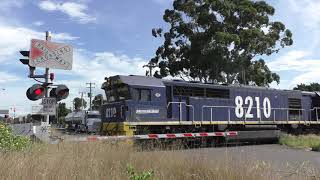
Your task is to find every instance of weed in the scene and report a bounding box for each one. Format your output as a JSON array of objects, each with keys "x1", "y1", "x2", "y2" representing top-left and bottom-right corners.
[{"x1": 127, "y1": 164, "x2": 154, "y2": 180}]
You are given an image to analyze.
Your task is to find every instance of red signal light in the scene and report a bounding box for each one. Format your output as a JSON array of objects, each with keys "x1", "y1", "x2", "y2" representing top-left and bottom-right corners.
[
  {"x1": 34, "y1": 88, "x2": 43, "y2": 95},
  {"x1": 49, "y1": 85, "x2": 69, "y2": 101},
  {"x1": 26, "y1": 84, "x2": 45, "y2": 101}
]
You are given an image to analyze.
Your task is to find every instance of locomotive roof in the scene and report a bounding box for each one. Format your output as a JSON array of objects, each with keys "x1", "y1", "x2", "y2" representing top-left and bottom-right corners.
[
  {"x1": 113, "y1": 75, "x2": 320, "y2": 95},
  {"x1": 118, "y1": 75, "x2": 284, "y2": 91},
  {"x1": 118, "y1": 75, "x2": 165, "y2": 87}
]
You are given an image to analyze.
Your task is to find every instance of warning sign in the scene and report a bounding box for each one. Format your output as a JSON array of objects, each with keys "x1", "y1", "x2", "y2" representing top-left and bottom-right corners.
[
  {"x1": 41, "y1": 97, "x2": 56, "y2": 115},
  {"x1": 29, "y1": 39, "x2": 73, "y2": 70}
]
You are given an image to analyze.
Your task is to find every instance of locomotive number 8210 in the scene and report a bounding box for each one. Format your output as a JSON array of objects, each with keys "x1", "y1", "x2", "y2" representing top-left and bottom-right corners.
[{"x1": 235, "y1": 96, "x2": 271, "y2": 119}]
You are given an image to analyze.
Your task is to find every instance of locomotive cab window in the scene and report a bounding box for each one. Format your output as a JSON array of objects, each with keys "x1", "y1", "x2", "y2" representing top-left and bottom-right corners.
[
  {"x1": 103, "y1": 77, "x2": 131, "y2": 102},
  {"x1": 132, "y1": 88, "x2": 151, "y2": 101}
]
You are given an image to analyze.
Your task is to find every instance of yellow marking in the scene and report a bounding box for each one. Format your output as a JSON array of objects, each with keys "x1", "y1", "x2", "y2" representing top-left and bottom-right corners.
[
  {"x1": 124, "y1": 120, "x2": 320, "y2": 126},
  {"x1": 102, "y1": 122, "x2": 136, "y2": 136}
]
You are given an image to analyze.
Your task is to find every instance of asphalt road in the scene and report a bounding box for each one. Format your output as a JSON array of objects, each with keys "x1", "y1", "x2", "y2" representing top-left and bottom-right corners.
[{"x1": 184, "y1": 144, "x2": 320, "y2": 170}]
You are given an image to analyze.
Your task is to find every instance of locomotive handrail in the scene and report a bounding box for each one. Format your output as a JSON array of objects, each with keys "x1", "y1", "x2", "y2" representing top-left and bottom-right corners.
[
  {"x1": 167, "y1": 102, "x2": 194, "y2": 122},
  {"x1": 201, "y1": 105, "x2": 235, "y2": 123},
  {"x1": 310, "y1": 107, "x2": 320, "y2": 121},
  {"x1": 201, "y1": 105, "x2": 311, "y2": 123}
]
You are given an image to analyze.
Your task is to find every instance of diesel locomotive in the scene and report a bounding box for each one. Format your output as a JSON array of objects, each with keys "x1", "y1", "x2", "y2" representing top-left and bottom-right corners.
[{"x1": 100, "y1": 75, "x2": 320, "y2": 136}]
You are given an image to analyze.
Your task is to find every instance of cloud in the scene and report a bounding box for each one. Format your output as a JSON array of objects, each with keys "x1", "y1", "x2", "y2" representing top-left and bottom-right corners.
[
  {"x1": 60, "y1": 50, "x2": 147, "y2": 83},
  {"x1": 0, "y1": 0, "x2": 24, "y2": 11},
  {"x1": 152, "y1": 0, "x2": 173, "y2": 6},
  {"x1": 0, "y1": 24, "x2": 78, "y2": 59},
  {"x1": 278, "y1": 0, "x2": 320, "y2": 50},
  {"x1": 267, "y1": 50, "x2": 320, "y2": 87},
  {"x1": 267, "y1": 51, "x2": 313, "y2": 72},
  {"x1": 0, "y1": 71, "x2": 20, "y2": 83},
  {"x1": 32, "y1": 21, "x2": 44, "y2": 26},
  {"x1": 38, "y1": 1, "x2": 96, "y2": 24},
  {"x1": 287, "y1": 0, "x2": 320, "y2": 29}
]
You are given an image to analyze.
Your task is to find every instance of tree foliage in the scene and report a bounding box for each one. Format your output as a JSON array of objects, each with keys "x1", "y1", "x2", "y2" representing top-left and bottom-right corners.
[
  {"x1": 58, "y1": 103, "x2": 71, "y2": 118},
  {"x1": 293, "y1": 83, "x2": 320, "y2": 92},
  {"x1": 73, "y1": 97, "x2": 87, "y2": 110},
  {"x1": 150, "y1": 0, "x2": 292, "y2": 86},
  {"x1": 92, "y1": 94, "x2": 104, "y2": 111}
]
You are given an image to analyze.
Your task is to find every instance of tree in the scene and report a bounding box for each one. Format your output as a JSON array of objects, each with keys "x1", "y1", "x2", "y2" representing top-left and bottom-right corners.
[
  {"x1": 92, "y1": 94, "x2": 104, "y2": 110},
  {"x1": 73, "y1": 97, "x2": 87, "y2": 110},
  {"x1": 293, "y1": 83, "x2": 320, "y2": 92},
  {"x1": 150, "y1": 0, "x2": 292, "y2": 86},
  {"x1": 57, "y1": 103, "x2": 71, "y2": 118},
  {"x1": 57, "y1": 103, "x2": 72, "y2": 124}
]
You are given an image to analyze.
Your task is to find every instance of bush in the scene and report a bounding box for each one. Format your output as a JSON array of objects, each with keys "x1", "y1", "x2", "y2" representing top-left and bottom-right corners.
[
  {"x1": 279, "y1": 134, "x2": 320, "y2": 151},
  {"x1": 0, "y1": 123, "x2": 31, "y2": 151},
  {"x1": 127, "y1": 164, "x2": 154, "y2": 180}
]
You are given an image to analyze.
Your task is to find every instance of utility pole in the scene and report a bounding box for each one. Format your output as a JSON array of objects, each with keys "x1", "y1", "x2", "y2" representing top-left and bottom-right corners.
[
  {"x1": 143, "y1": 63, "x2": 157, "y2": 76},
  {"x1": 86, "y1": 82, "x2": 95, "y2": 110},
  {"x1": 44, "y1": 31, "x2": 51, "y2": 125},
  {"x1": 79, "y1": 91, "x2": 85, "y2": 110}
]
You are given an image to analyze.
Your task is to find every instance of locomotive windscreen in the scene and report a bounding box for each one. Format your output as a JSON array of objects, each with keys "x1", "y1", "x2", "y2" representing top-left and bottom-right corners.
[{"x1": 102, "y1": 77, "x2": 130, "y2": 102}]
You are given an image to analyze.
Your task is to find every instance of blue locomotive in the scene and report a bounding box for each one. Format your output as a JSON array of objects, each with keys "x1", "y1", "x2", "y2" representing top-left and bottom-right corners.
[{"x1": 100, "y1": 75, "x2": 320, "y2": 136}]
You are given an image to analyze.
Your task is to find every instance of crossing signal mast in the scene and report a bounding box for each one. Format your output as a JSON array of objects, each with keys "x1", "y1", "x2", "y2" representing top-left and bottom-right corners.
[{"x1": 19, "y1": 31, "x2": 73, "y2": 124}]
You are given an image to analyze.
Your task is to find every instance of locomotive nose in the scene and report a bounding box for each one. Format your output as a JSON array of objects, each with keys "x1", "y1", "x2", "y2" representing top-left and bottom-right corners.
[{"x1": 101, "y1": 103, "x2": 125, "y2": 122}]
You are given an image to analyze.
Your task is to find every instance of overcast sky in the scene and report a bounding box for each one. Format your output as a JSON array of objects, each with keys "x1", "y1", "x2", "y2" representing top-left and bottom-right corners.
[{"x1": 0, "y1": 0, "x2": 319, "y2": 116}]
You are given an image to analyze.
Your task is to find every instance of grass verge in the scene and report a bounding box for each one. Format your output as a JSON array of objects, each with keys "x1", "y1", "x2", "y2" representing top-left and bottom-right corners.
[
  {"x1": 279, "y1": 134, "x2": 320, "y2": 151},
  {"x1": 0, "y1": 141, "x2": 318, "y2": 180}
]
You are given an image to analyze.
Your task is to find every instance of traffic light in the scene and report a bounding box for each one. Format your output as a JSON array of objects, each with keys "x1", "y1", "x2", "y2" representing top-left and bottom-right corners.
[
  {"x1": 26, "y1": 84, "x2": 45, "y2": 101},
  {"x1": 19, "y1": 50, "x2": 37, "y2": 77},
  {"x1": 19, "y1": 50, "x2": 30, "y2": 65},
  {"x1": 50, "y1": 84, "x2": 69, "y2": 101}
]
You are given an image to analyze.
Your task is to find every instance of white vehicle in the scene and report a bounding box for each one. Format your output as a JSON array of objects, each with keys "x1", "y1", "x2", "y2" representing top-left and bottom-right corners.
[
  {"x1": 65, "y1": 110, "x2": 101, "y2": 133},
  {"x1": 85, "y1": 111, "x2": 101, "y2": 133}
]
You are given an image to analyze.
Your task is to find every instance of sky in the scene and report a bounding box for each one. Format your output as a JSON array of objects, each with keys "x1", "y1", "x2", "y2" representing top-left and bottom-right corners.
[{"x1": 0, "y1": 0, "x2": 320, "y2": 116}]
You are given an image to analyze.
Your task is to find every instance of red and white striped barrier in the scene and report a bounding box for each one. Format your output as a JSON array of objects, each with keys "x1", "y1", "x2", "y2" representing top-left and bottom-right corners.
[
  {"x1": 64, "y1": 131, "x2": 238, "y2": 142},
  {"x1": 134, "y1": 131, "x2": 237, "y2": 139}
]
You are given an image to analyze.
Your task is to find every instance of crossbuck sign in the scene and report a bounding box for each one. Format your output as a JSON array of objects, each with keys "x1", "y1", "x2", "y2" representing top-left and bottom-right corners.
[{"x1": 29, "y1": 39, "x2": 73, "y2": 70}]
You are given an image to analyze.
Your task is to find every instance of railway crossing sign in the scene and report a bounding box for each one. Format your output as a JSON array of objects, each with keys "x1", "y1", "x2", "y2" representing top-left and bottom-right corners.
[
  {"x1": 29, "y1": 39, "x2": 73, "y2": 70},
  {"x1": 41, "y1": 97, "x2": 56, "y2": 115}
]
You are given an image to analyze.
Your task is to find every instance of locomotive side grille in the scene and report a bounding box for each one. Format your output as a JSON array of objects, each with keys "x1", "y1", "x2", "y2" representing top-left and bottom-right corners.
[
  {"x1": 206, "y1": 88, "x2": 229, "y2": 98},
  {"x1": 173, "y1": 86, "x2": 229, "y2": 98},
  {"x1": 288, "y1": 98, "x2": 301, "y2": 116},
  {"x1": 288, "y1": 98, "x2": 302, "y2": 108},
  {"x1": 173, "y1": 86, "x2": 204, "y2": 97}
]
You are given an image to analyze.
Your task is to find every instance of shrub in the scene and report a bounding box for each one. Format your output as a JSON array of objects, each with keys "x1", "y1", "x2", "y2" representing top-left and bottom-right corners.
[
  {"x1": 127, "y1": 164, "x2": 154, "y2": 180},
  {"x1": 279, "y1": 134, "x2": 320, "y2": 151},
  {"x1": 0, "y1": 123, "x2": 31, "y2": 151}
]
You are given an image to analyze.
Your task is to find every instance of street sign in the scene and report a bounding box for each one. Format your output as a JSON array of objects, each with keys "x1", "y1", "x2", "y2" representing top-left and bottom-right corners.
[
  {"x1": 41, "y1": 97, "x2": 56, "y2": 115},
  {"x1": 29, "y1": 39, "x2": 73, "y2": 70},
  {"x1": 31, "y1": 105, "x2": 43, "y2": 114}
]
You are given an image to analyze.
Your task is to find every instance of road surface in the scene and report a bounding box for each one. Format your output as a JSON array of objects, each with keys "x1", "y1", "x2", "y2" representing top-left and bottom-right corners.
[{"x1": 184, "y1": 144, "x2": 320, "y2": 171}]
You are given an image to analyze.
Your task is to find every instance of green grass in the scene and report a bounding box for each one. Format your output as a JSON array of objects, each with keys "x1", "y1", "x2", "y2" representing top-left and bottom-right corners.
[{"x1": 279, "y1": 134, "x2": 320, "y2": 151}]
